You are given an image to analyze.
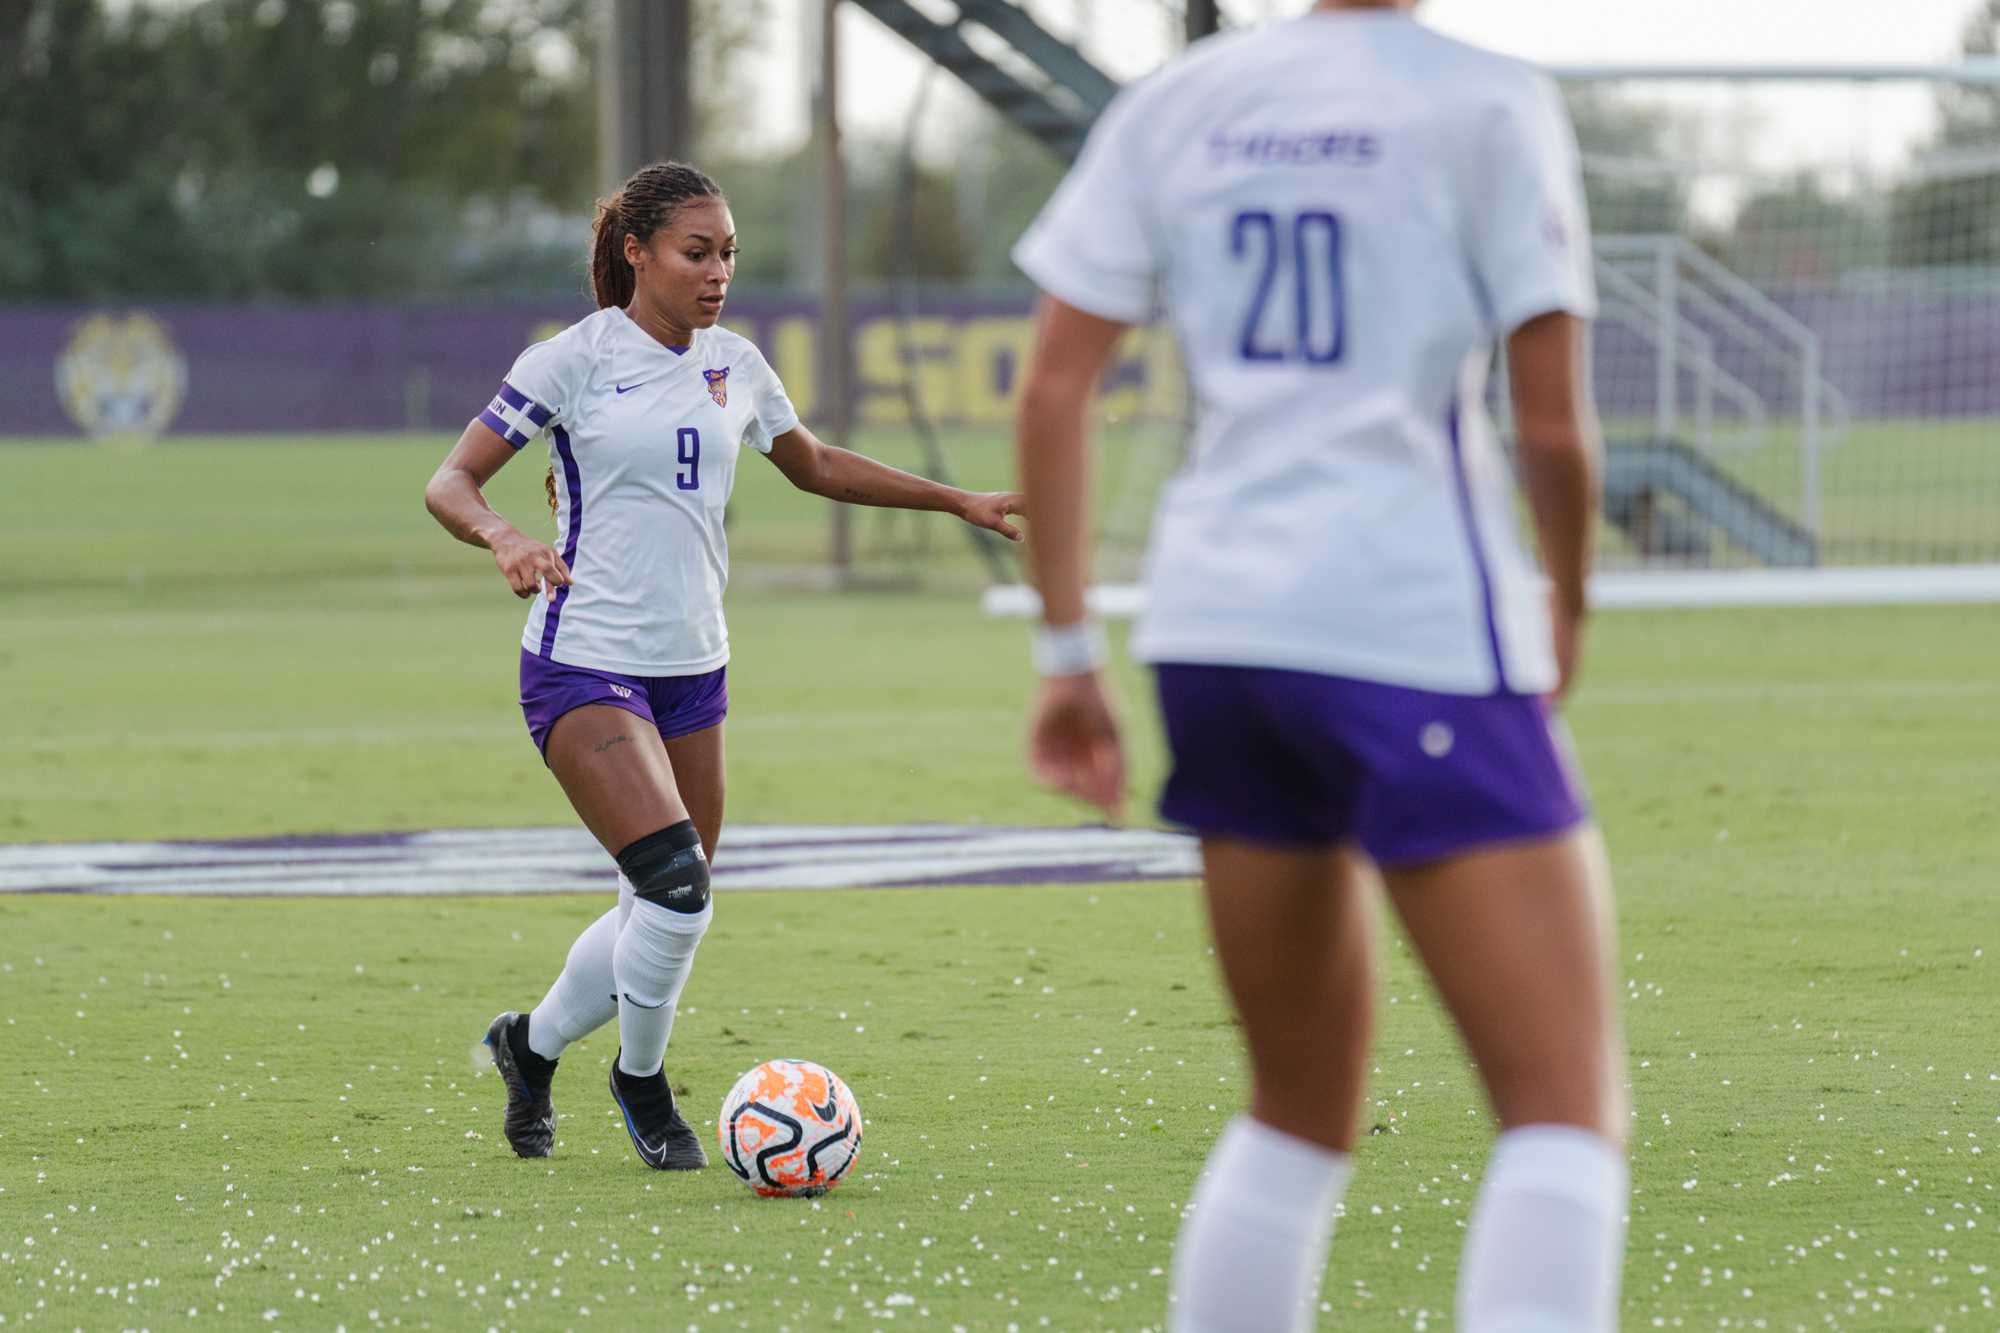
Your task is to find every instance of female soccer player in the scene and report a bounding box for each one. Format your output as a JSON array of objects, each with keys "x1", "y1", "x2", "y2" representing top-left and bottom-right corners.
[
  {"x1": 1012, "y1": 3, "x2": 1626, "y2": 1330},
  {"x1": 425, "y1": 161, "x2": 1022, "y2": 1170}
]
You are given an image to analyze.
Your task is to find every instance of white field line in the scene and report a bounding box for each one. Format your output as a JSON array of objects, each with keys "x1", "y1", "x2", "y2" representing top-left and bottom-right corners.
[
  {"x1": 1576, "y1": 680, "x2": 2000, "y2": 705},
  {"x1": 0, "y1": 825, "x2": 1201, "y2": 896},
  {"x1": 3, "y1": 682, "x2": 1989, "y2": 758},
  {"x1": 0, "y1": 709, "x2": 1021, "y2": 756},
  {"x1": 0, "y1": 830, "x2": 1193, "y2": 893}
]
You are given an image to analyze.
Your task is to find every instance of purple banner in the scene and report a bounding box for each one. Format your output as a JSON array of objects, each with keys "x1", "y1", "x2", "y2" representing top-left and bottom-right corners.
[
  {"x1": 3, "y1": 297, "x2": 1179, "y2": 439},
  {"x1": 4, "y1": 290, "x2": 1999, "y2": 439}
]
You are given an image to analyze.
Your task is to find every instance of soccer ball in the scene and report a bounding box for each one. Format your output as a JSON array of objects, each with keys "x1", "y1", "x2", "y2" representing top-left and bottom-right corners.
[{"x1": 717, "y1": 1058, "x2": 863, "y2": 1198}]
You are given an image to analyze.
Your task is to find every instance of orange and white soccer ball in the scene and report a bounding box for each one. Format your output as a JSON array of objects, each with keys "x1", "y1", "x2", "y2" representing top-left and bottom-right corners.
[{"x1": 717, "y1": 1058, "x2": 863, "y2": 1198}]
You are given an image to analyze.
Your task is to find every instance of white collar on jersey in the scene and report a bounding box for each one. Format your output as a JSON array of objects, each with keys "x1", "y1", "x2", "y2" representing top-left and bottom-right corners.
[{"x1": 608, "y1": 306, "x2": 706, "y2": 391}]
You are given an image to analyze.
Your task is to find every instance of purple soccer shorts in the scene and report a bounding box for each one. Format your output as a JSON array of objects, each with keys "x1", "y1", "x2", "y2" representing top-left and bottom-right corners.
[
  {"x1": 519, "y1": 650, "x2": 728, "y2": 759},
  {"x1": 1153, "y1": 662, "x2": 1587, "y2": 868}
]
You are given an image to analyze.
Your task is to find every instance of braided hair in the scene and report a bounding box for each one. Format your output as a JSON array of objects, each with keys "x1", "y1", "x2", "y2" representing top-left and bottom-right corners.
[{"x1": 545, "y1": 161, "x2": 727, "y2": 515}]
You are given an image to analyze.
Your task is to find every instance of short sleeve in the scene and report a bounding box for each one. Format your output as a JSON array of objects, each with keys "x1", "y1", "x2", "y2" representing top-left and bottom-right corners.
[
  {"x1": 1467, "y1": 72, "x2": 1597, "y2": 337},
  {"x1": 739, "y1": 347, "x2": 799, "y2": 456},
  {"x1": 478, "y1": 331, "x2": 583, "y2": 450},
  {"x1": 1010, "y1": 86, "x2": 1162, "y2": 324}
]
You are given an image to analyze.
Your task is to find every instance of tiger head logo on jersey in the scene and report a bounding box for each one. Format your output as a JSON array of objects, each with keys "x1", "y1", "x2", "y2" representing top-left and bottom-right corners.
[{"x1": 702, "y1": 367, "x2": 730, "y2": 408}]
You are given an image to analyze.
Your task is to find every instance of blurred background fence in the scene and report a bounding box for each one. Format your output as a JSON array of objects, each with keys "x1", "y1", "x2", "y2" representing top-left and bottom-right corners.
[{"x1": 9, "y1": 0, "x2": 2000, "y2": 587}]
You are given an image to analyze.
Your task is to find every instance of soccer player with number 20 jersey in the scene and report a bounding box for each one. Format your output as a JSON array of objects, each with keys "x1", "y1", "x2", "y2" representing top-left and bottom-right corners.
[
  {"x1": 1014, "y1": 4, "x2": 1628, "y2": 1330},
  {"x1": 425, "y1": 162, "x2": 1023, "y2": 1172}
]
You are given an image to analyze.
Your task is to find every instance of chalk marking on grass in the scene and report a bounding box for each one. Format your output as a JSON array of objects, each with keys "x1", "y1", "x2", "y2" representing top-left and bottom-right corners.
[
  {"x1": 0, "y1": 710, "x2": 1023, "y2": 755},
  {"x1": 5, "y1": 683, "x2": 1988, "y2": 755},
  {"x1": 0, "y1": 825, "x2": 1200, "y2": 895}
]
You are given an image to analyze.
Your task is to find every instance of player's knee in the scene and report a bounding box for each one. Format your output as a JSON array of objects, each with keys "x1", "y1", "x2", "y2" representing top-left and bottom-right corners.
[{"x1": 615, "y1": 820, "x2": 710, "y2": 915}]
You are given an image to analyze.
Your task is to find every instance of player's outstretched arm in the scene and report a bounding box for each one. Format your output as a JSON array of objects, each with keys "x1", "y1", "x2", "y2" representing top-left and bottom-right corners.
[
  {"x1": 424, "y1": 419, "x2": 573, "y2": 603},
  {"x1": 1013, "y1": 295, "x2": 1131, "y2": 821},
  {"x1": 763, "y1": 424, "x2": 1023, "y2": 541},
  {"x1": 1508, "y1": 310, "x2": 1602, "y2": 701}
]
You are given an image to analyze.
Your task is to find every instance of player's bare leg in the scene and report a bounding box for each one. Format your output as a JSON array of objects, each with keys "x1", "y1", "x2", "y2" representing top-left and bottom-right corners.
[
  {"x1": 1383, "y1": 828, "x2": 1628, "y2": 1332},
  {"x1": 1383, "y1": 828, "x2": 1625, "y2": 1137},
  {"x1": 1198, "y1": 841, "x2": 1375, "y2": 1150},
  {"x1": 545, "y1": 704, "x2": 710, "y2": 1168},
  {"x1": 484, "y1": 705, "x2": 690, "y2": 1158},
  {"x1": 543, "y1": 705, "x2": 693, "y2": 853},
  {"x1": 662, "y1": 721, "x2": 725, "y2": 864},
  {"x1": 1168, "y1": 841, "x2": 1372, "y2": 1333}
]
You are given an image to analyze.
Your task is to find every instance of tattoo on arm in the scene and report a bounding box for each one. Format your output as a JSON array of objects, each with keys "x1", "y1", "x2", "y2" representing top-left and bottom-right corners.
[{"x1": 593, "y1": 734, "x2": 633, "y2": 755}]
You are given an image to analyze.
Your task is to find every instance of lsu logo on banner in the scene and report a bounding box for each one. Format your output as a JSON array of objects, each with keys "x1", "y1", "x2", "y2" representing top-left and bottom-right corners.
[{"x1": 56, "y1": 312, "x2": 188, "y2": 441}]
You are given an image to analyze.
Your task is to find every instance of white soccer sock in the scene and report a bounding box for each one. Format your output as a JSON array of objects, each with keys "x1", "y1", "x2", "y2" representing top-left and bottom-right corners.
[
  {"x1": 613, "y1": 896, "x2": 712, "y2": 1078},
  {"x1": 522, "y1": 873, "x2": 641, "y2": 1061},
  {"x1": 1168, "y1": 1116, "x2": 1352, "y2": 1333},
  {"x1": 525, "y1": 904, "x2": 621, "y2": 1061},
  {"x1": 1457, "y1": 1125, "x2": 1628, "y2": 1333}
]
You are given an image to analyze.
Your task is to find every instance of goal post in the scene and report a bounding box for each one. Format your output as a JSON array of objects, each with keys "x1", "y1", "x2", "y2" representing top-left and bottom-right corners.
[{"x1": 985, "y1": 63, "x2": 2000, "y2": 615}]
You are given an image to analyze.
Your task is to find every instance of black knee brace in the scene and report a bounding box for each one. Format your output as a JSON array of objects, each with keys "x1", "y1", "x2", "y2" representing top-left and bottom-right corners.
[{"x1": 615, "y1": 820, "x2": 710, "y2": 913}]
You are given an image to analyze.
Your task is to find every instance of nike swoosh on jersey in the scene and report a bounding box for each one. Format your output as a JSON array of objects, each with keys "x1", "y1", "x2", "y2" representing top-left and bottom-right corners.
[{"x1": 615, "y1": 381, "x2": 647, "y2": 394}]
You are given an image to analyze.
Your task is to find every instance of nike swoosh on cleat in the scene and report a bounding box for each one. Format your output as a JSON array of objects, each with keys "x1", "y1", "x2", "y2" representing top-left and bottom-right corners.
[{"x1": 610, "y1": 1076, "x2": 671, "y2": 1163}]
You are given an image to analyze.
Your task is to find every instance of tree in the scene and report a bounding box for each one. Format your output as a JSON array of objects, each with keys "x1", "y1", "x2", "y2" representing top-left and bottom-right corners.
[
  {"x1": 1935, "y1": 0, "x2": 2000, "y2": 147},
  {"x1": 1888, "y1": 0, "x2": 2000, "y2": 267},
  {"x1": 0, "y1": 0, "x2": 596, "y2": 299},
  {"x1": 1562, "y1": 88, "x2": 1690, "y2": 238},
  {"x1": 1720, "y1": 175, "x2": 1887, "y2": 284}
]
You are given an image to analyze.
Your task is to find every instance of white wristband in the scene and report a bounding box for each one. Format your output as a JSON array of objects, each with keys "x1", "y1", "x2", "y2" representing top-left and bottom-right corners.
[{"x1": 1033, "y1": 620, "x2": 1109, "y2": 677}]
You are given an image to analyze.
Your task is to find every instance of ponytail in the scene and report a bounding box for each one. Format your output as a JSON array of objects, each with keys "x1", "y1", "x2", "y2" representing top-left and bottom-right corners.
[
  {"x1": 590, "y1": 192, "x2": 636, "y2": 311},
  {"x1": 564, "y1": 195, "x2": 632, "y2": 516}
]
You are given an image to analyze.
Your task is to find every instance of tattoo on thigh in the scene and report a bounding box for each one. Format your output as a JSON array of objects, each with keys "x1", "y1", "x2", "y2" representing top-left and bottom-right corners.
[{"x1": 593, "y1": 734, "x2": 633, "y2": 755}]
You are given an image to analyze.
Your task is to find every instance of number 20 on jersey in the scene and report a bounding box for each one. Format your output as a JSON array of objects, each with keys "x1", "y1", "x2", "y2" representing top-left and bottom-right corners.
[{"x1": 1232, "y1": 209, "x2": 1346, "y2": 365}]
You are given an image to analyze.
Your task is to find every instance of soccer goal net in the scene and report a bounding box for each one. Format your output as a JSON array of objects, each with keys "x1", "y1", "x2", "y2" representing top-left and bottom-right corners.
[{"x1": 986, "y1": 66, "x2": 2000, "y2": 616}]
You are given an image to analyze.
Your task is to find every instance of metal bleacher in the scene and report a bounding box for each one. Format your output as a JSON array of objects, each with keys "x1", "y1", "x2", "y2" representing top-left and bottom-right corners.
[
  {"x1": 855, "y1": 1, "x2": 1831, "y2": 570},
  {"x1": 850, "y1": 0, "x2": 1119, "y2": 160}
]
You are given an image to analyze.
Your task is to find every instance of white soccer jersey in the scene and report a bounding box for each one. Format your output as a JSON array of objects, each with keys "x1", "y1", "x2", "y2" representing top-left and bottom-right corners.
[
  {"x1": 1012, "y1": 11, "x2": 1596, "y2": 695},
  {"x1": 480, "y1": 306, "x2": 800, "y2": 675}
]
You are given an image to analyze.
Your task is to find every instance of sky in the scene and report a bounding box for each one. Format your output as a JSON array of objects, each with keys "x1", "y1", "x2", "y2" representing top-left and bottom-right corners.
[{"x1": 750, "y1": 0, "x2": 1986, "y2": 178}]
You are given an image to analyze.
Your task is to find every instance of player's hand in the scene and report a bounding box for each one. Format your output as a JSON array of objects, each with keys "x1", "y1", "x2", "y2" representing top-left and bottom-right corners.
[
  {"x1": 1549, "y1": 588, "x2": 1587, "y2": 703},
  {"x1": 959, "y1": 491, "x2": 1026, "y2": 543},
  {"x1": 492, "y1": 531, "x2": 572, "y2": 602},
  {"x1": 1027, "y1": 672, "x2": 1125, "y2": 822}
]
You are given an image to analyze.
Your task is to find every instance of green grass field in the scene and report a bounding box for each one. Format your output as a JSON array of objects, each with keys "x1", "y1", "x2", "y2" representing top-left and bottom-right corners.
[
  {"x1": 1599, "y1": 417, "x2": 2000, "y2": 566},
  {"x1": 4, "y1": 436, "x2": 1998, "y2": 1331}
]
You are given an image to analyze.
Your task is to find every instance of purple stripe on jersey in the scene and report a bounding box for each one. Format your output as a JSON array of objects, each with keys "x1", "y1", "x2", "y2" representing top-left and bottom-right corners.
[
  {"x1": 540, "y1": 425, "x2": 583, "y2": 659},
  {"x1": 1445, "y1": 403, "x2": 1508, "y2": 691},
  {"x1": 477, "y1": 407, "x2": 530, "y2": 448}
]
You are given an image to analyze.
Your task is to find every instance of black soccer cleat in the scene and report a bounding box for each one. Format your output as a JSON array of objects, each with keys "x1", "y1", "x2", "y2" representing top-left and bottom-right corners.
[
  {"x1": 483, "y1": 1011, "x2": 556, "y2": 1159},
  {"x1": 609, "y1": 1057, "x2": 708, "y2": 1171}
]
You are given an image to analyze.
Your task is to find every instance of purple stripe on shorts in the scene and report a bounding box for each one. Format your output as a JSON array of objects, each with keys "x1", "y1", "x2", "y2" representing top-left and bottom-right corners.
[
  {"x1": 540, "y1": 425, "x2": 582, "y2": 658},
  {"x1": 1445, "y1": 402, "x2": 1508, "y2": 690}
]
